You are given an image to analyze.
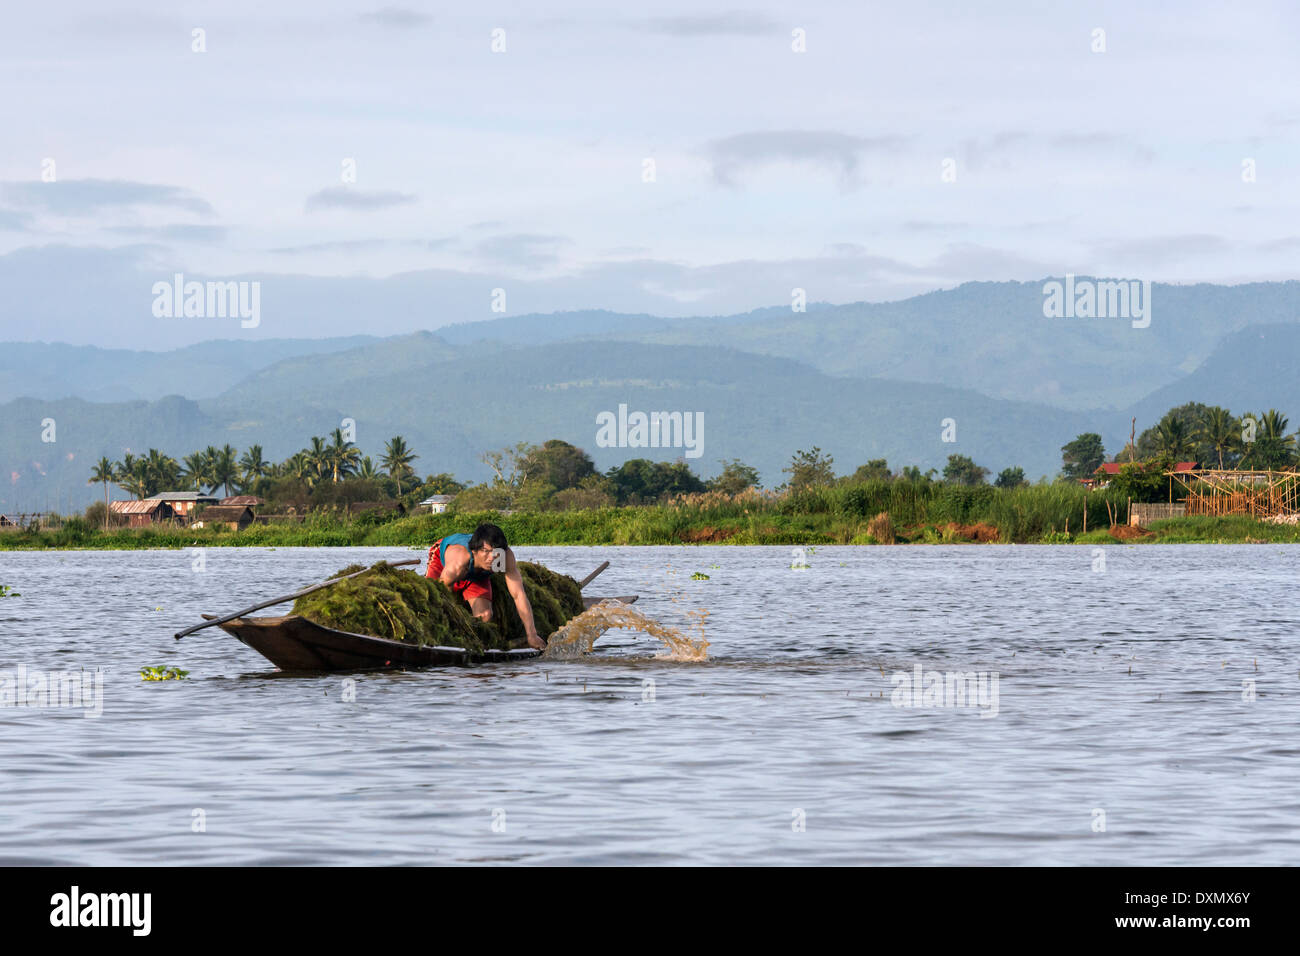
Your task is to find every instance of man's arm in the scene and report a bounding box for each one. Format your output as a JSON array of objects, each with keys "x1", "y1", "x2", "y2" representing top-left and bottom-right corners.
[
  {"x1": 503, "y1": 548, "x2": 544, "y2": 649},
  {"x1": 439, "y1": 544, "x2": 471, "y2": 588}
]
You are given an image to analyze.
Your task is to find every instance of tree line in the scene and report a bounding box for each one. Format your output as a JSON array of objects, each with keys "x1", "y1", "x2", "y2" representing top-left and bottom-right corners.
[
  {"x1": 87, "y1": 401, "x2": 1298, "y2": 519},
  {"x1": 86, "y1": 430, "x2": 431, "y2": 514},
  {"x1": 1058, "y1": 404, "x2": 1297, "y2": 481}
]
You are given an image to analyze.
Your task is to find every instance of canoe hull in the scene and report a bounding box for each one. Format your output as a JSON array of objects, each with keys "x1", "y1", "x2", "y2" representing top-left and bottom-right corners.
[
  {"x1": 214, "y1": 590, "x2": 639, "y2": 671},
  {"x1": 217, "y1": 594, "x2": 637, "y2": 672},
  {"x1": 217, "y1": 615, "x2": 541, "y2": 672}
]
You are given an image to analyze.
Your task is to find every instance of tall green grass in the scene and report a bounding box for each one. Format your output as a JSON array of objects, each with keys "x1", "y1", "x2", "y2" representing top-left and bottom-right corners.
[{"x1": 5, "y1": 481, "x2": 1294, "y2": 548}]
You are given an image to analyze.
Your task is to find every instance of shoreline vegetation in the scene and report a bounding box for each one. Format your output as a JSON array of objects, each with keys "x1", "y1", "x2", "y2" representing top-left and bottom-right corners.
[
  {"x1": 5, "y1": 485, "x2": 1299, "y2": 549},
  {"x1": 6, "y1": 401, "x2": 1297, "y2": 550}
]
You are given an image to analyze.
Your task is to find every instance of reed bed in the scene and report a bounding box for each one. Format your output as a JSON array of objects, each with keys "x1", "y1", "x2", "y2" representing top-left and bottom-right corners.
[{"x1": 7, "y1": 481, "x2": 1298, "y2": 548}]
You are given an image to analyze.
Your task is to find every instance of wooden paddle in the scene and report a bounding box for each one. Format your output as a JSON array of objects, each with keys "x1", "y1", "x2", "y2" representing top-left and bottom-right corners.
[
  {"x1": 174, "y1": 558, "x2": 422, "y2": 640},
  {"x1": 577, "y1": 560, "x2": 609, "y2": 590}
]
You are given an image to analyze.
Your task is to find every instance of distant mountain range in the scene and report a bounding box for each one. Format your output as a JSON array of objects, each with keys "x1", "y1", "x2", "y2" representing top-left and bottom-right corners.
[
  {"x1": 433, "y1": 280, "x2": 1300, "y2": 411},
  {"x1": 0, "y1": 336, "x2": 377, "y2": 403},
  {"x1": 3, "y1": 278, "x2": 1298, "y2": 512}
]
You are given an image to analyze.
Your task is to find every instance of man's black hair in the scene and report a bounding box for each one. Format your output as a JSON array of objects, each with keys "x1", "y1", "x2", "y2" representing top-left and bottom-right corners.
[{"x1": 469, "y1": 522, "x2": 508, "y2": 553}]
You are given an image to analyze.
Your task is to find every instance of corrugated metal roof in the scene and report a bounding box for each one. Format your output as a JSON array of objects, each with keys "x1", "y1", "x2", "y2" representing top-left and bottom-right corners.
[
  {"x1": 221, "y1": 495, "x2": 263, "y2": 506},
  {"x1": 110, "y1": 500, "x2": 169, "y2": 514},
  {"x1": 147, "y1": 492, "x2": 219, "y2": 501}
]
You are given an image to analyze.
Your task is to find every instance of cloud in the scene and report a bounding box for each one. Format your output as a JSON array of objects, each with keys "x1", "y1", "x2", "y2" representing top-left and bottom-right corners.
[
  {"x1": 1254, "y1": 236, "x2": 1300, "y2": 252},
  {"x1": 901, "y1": 220, "x2": 969, "y2": 234},
  {"x1": 304, "y1": 187, "x2": 417, "y2": 212},
  {"x1": 635, "y1": 13, "x2": 780, "y2": 36},
  {"x1": 958, "y1": 132, "x2": 1029, "y2": 172},
  {"x1": 0, "y1": 208, "x2": 32, "y2": 231},
  {"x1": 1, "y1": 179, "x2": 213, "y2": 217},
  {"x1": 473, "y1": 233, "x2": 571, "y2": 269},
  {"x1": 704, "y1": 130, "x2": 908, "y2": 187},
  {"x1": 358, "y1": 7, "x2": 430, "y2": 28},
  {"x1": 1047, "y1": 132, "x2": 1127, "y2": 150},
  {"x1": 107, "y1": 224, "x2": 228, "y2": 242},
  {"x1": 1090, "y1": 234, "x2": 1230, "y2": 265},
  {"x1": 960, "y1": 131, "x2": 1153, "y2": 171},
  {"x1": 926, "y1": 243, "x2": 1057, "y2": 279},
  {"x1": 1048, "y1": 133, "x2": 1154, "y2": 165},
  {"x1": 270, "y1": 237, "x2": 453, "y2": 254}
]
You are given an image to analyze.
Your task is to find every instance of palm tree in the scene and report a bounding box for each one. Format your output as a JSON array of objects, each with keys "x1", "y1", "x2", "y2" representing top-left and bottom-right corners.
[
  {"x1": 153, "y1": 450, "x2": 182, "y2": 492},
  {"x1": 115, "y1": 454, "x2": 138, "y2": 499},
  {"x1": 1242, "y1": 409, "x2": 1296, "y2": 470},
  {"x1": 210, "y1": 444, "x2": 241, "y2": 498},
  {"x1": 240, "y1": 445, "x2": 269, "y2": 486},
  {"x1": 382, "y1": 436, "x2": 419, "y2": 490},
  {"x1": 1262, "y1": 409, "x2": 1290, "y2": 439},
  {"x1": 355, "y1": 456, "x2": 381, "y2": 480},
  {"x1": 182, "y1": 451, "x2": 213, "y2": 493},
  {"x1": 1153, "y1": 415, "x2": 1195, "y2": 462},
  {"x1": 283, "y1": 451, "x2": 316, "y2": 488},
  {"x1": 1196, "y1": 406, "x2": 1238, "y2": 470},
  {"x1": 328, "y1": 428, "x2": 360, "y2": 482},
  {"x1": 88, "y1": 457, "x2": 115, "y2": 527},
  {"x1": 116, "y1": 455, "x2": 150, "y2": 500},
  {"x1": 306, "y1": 436, "x2": 329, "y2": 485}
]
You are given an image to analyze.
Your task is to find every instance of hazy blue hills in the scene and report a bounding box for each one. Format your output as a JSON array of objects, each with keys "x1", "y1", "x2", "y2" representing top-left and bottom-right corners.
[
  {"x1": 0, "y1": 335, "x2": 379, "y2": 403},
  {"x1": 426, "y1": 280, "x2": 1300, "y2": 412},
  {"x1": 5, "y1": 278, "x2": 1300, "y2": 512},
  {"x1": 2, "y1": 337, "x2": 1096, "y2": 512},
  {"x1": 1121, "y1": 323, "x2": 1300, "y2": 428},
  {"x1": 7, "y1": 278, "x2": 1299, "y2": 412}
]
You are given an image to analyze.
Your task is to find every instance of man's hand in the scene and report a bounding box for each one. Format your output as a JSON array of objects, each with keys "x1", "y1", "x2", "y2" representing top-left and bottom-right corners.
[{"x1": 504, "y1": 548, "x2": 545, "y2": 650}]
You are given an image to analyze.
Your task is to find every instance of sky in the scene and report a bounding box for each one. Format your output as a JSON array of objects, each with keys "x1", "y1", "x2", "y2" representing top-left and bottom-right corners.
[{"x1": 1, "y1": 0, "x2": 1298, "y2": 347}]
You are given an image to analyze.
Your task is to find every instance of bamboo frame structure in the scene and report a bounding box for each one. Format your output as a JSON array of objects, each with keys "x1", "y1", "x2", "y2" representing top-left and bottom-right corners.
[{"x1": 1169, "y1": 469, "x2": 1300, "y2": 518}]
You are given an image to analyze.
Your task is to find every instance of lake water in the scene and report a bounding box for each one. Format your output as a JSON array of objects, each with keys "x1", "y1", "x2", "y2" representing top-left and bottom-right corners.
[{"x1": 1, "y1": 544, "x2": 1297, "y2": 865}]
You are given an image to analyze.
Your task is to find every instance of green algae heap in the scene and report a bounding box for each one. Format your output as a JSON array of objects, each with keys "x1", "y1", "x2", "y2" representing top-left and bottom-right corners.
[{"x1": 292, "y1": 561, "x2": 584, "y2": 651}]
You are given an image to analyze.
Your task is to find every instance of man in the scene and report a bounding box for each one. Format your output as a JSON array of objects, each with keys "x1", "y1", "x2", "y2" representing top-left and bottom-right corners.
[{"x1": 425, "y1": 522, "x2": 545, "y2": 649}]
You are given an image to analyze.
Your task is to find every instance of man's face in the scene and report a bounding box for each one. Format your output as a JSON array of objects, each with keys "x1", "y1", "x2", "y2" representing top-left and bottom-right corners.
[{"x1": 472, "y1": 544, "x2": 498, "y2": 571}]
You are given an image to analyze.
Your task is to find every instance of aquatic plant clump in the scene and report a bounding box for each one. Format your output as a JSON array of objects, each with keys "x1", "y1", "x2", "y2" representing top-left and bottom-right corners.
[
  {"x1": 292, "y1": 561, "x2": 584, "y2": 651},
  {"x1": 488, "y1": 561, "x2": 585, "y2": 644},
  {"x1": 292, "y1": 563, "x2": 488, "y2": 651},
  {"x1": 140, "y1": 666, "x2": 189, "y2": 681}
]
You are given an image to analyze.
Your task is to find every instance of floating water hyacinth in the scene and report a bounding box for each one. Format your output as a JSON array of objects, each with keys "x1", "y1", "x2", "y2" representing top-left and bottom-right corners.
[
  {"x1": 690, "y1": 572, "x2": 710, "y2": 580},
  {"x1": 141, "y1": 666, "x2": 189, "y2": 681},
  {"x1": 0, "y1": 585, "x2": 19, "y2": 597}
]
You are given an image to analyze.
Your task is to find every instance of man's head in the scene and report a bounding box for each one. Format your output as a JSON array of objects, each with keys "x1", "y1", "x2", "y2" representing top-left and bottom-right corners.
[{"x1": 468, "y1": 522, "x2": 508, "y2": 572}]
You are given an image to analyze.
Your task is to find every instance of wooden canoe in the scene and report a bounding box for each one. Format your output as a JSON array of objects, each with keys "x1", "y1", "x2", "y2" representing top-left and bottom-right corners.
[{"x1": 213, "y1": 594, "x2": 637, "y2": 672}]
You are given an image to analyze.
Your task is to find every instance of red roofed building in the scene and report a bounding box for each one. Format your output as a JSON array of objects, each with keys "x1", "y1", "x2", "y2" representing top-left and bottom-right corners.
[
  {"x1": 1083, "y1": 461, "x2": 1197, "y2": 489},
  {"x1": 110, "y1": 500, "x2": 177, "y2": 526}
]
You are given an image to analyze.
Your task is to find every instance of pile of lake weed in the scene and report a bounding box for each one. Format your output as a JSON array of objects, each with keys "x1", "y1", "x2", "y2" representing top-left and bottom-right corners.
[
  {"x1": 292, "y1": 560, "x2": 585, "y2": 651},
  {"x1": 487, "y1": 561, "x2": 585, "y2": 645}
]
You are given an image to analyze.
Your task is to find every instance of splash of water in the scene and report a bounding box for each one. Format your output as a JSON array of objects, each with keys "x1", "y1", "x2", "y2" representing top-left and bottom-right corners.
[{"x1": 543, "y1": 600, "x2": 709, "y2": 662}]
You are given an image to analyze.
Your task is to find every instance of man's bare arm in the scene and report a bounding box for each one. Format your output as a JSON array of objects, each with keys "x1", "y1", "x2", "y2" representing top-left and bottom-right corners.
[
  {"x1": 439, "y1": 544, "x2": 470, "y2": 588},
  {"x1": 504, "y1": 549, "x2": 544, "y2": 648}
]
